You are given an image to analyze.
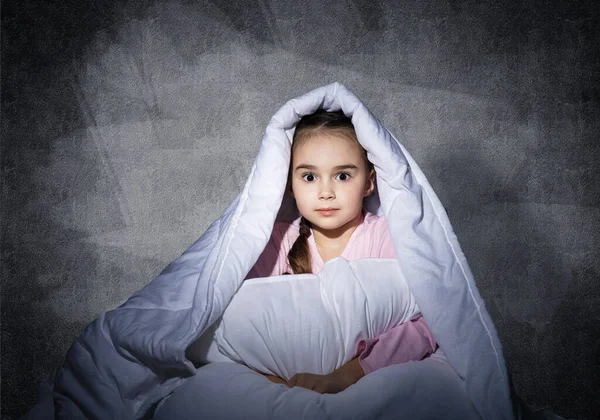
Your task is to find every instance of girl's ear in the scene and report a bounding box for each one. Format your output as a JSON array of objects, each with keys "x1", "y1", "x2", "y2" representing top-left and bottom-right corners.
[
  {"x1": 364, "y1": 169, "x2": 375, "y2": 197},
  {"x1": 285, "y1": 177, "x2": 294, "y2": 197}
]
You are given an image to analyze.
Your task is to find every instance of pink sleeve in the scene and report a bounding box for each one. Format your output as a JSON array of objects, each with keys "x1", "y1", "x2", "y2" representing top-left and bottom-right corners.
[
  {"x1": 355, "y1": 316, "x2": 437, "y2": 375},
  {"x1": 244, "y1": 222, "x2": 289, "y2": 280}
]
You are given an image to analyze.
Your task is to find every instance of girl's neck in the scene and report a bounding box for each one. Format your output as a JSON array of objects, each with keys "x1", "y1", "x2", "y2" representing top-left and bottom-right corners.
[{"x1": 310, "y1": 209, "x2": 364, "y2": 251}]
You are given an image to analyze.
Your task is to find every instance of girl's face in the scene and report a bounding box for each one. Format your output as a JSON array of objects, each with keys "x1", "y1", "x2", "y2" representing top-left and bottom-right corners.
[{"x1": 289, "y1": 133, "x2": 374, "y2": 234}]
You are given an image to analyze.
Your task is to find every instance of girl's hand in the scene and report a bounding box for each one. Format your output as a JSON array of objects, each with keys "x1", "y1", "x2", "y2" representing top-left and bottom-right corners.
[
  {"x1": 286, "y1": 370, "x2": 349, "y2": 394},
  {"x1": 263, "y1": 374, "x2": 287, "y2": 385},
  {"x1": 239, "y1": 362, "x2": 287, "y2": 385}
]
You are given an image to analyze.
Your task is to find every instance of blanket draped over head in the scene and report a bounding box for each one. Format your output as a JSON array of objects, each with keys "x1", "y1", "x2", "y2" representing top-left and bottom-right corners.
[{"x1": 50, "y1": 83, "x2": 517, "y2": 419}]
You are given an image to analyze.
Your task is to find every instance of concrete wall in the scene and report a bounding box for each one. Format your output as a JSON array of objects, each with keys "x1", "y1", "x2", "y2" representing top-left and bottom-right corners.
[{"x1": 2, "y1": 1, "x2": 599, "y2": 418}]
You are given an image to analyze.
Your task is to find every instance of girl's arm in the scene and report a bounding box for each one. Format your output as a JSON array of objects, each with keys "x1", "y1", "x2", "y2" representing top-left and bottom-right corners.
[
  {"x1": 253, "y1": 357, "x2": 365, "y2": 391},
  {"x1": 253, "y1": 321, "x2": 433, "y2": 388},
  {"x1": 355, "y1": 316, "x2": 437, "y2": 375},
  {"x1": 332, "y1": 355, "x2": 365, "y2": 387},
  {"x1": 256, "y1": 357, "x2": 364, "y2": 388}
]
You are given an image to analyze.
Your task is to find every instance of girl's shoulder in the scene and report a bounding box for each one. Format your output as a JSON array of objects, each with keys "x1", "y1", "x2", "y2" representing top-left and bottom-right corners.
[{"x1": 362, "y1": 211, "x2": 390, "y2": 233}]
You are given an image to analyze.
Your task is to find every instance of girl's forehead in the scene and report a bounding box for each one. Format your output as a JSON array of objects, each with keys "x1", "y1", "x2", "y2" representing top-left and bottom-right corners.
[{"x1": 294, "y1": 134, "x2": 362, "y2": 157}]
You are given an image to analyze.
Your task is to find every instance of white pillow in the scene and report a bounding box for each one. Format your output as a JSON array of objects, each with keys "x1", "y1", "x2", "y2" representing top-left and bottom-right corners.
[{"x1": 187, "y1": 257, "x2": 421, "y2": 380}]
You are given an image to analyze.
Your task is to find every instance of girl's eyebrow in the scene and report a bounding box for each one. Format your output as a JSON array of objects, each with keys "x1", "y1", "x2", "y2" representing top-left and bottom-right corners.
[{"x1": 294, "y1": 164, "x2": 358, "y2": 172}]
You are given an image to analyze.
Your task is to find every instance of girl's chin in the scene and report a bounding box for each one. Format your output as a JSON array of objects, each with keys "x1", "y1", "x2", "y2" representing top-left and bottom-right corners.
[{"x1": 310, "y1": 216, "x2": 353, "y2": 229}]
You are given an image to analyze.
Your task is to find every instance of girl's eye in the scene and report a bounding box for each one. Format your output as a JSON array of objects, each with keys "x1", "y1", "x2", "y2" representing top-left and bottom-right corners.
[
  {"x1": 301, "y1": 172, "x2": 351, "y2": 182},
  {"x1": 336, "y1": 172, "x2": 351, "y2": 181}
]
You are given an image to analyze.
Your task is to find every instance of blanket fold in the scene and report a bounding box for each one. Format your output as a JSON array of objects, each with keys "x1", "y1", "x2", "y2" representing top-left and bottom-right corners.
[{"x1": 49, "y1": 82, "x2": 516, "y2": 420}]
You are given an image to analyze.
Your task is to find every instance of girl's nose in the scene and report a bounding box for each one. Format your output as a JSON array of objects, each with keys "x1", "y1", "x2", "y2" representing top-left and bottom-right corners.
[{"x1": 319, "y1": 184, "x2": 335, "y2": 199}]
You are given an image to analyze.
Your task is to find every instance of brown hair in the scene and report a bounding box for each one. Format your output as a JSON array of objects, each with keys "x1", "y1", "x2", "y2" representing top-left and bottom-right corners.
[{"x1": 284, "y1": 110, "x2": 374, "y2": 275}]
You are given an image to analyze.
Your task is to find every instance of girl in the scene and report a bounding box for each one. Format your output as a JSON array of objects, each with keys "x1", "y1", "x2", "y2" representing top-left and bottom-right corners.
[{"x1": 244, "y1": 110, "x2": 437, "y2": 394}]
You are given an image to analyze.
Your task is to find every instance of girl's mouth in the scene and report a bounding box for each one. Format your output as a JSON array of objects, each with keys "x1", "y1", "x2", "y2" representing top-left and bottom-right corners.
[{"x1": 316, "y1": 209, "x2": 338, "y2": 216}]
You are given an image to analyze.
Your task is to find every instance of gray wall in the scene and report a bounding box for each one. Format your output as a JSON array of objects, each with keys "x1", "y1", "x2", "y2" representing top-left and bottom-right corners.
[{"x1": 2, "y1": 1, "x2": 599, "y2": 418}]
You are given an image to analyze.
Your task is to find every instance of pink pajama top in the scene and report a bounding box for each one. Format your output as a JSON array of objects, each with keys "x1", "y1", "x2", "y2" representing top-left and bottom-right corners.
[{"x1": 244, "y1": 209, "x2": 437, "y2": 375}]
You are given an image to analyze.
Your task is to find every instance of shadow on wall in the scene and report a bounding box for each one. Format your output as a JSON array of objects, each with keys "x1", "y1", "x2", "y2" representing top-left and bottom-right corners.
[
  {"x1": 2, "y1": 224, "x2": 105, "y2": 418},
  {"x1": 425, "y1": 141, "x2": 600, "y2": 419},
  {"x1": 2, "y1": 198, "x2": 167, "y2": 420},
  {"x1": 1, "y1": 1, "x2": 162, "y2": 418}
]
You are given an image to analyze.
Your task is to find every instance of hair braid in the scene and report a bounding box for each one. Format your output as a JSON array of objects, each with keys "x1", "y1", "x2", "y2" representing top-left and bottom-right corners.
[{"x1": 286, "y1": 217, "x2": 313, "y2": 274}]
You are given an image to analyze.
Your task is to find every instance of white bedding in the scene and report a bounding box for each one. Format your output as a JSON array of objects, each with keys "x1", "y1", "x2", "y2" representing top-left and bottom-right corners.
[
  {"x1": 30, "y1": 82, "x2": 520, "y2": 419},
  {"x1": 154, "y1": 349, "x2": 482, "y2": 420},
  {"x1": 187, "y1": 258, "x2": 421, "y2": 380}
]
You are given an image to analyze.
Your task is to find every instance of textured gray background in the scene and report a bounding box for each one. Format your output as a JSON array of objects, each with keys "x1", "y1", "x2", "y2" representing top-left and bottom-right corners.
[{"x1": 2, "y1": 0, "x2": 599, "y2": 418}]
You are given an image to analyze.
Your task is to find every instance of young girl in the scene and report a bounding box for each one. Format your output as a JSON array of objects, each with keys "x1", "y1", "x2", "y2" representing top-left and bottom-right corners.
[{"x1": 244, "y1": 110, "x2": 437, "y2": 394}]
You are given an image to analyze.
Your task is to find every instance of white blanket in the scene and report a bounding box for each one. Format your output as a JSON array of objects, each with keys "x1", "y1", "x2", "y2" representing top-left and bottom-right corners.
[
  {"x1": 154, "y1": 355, "x2": 483, "y2": 420},
  {"x1": 44, "y1": 82, "x2": 517, "y2": 419}
]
